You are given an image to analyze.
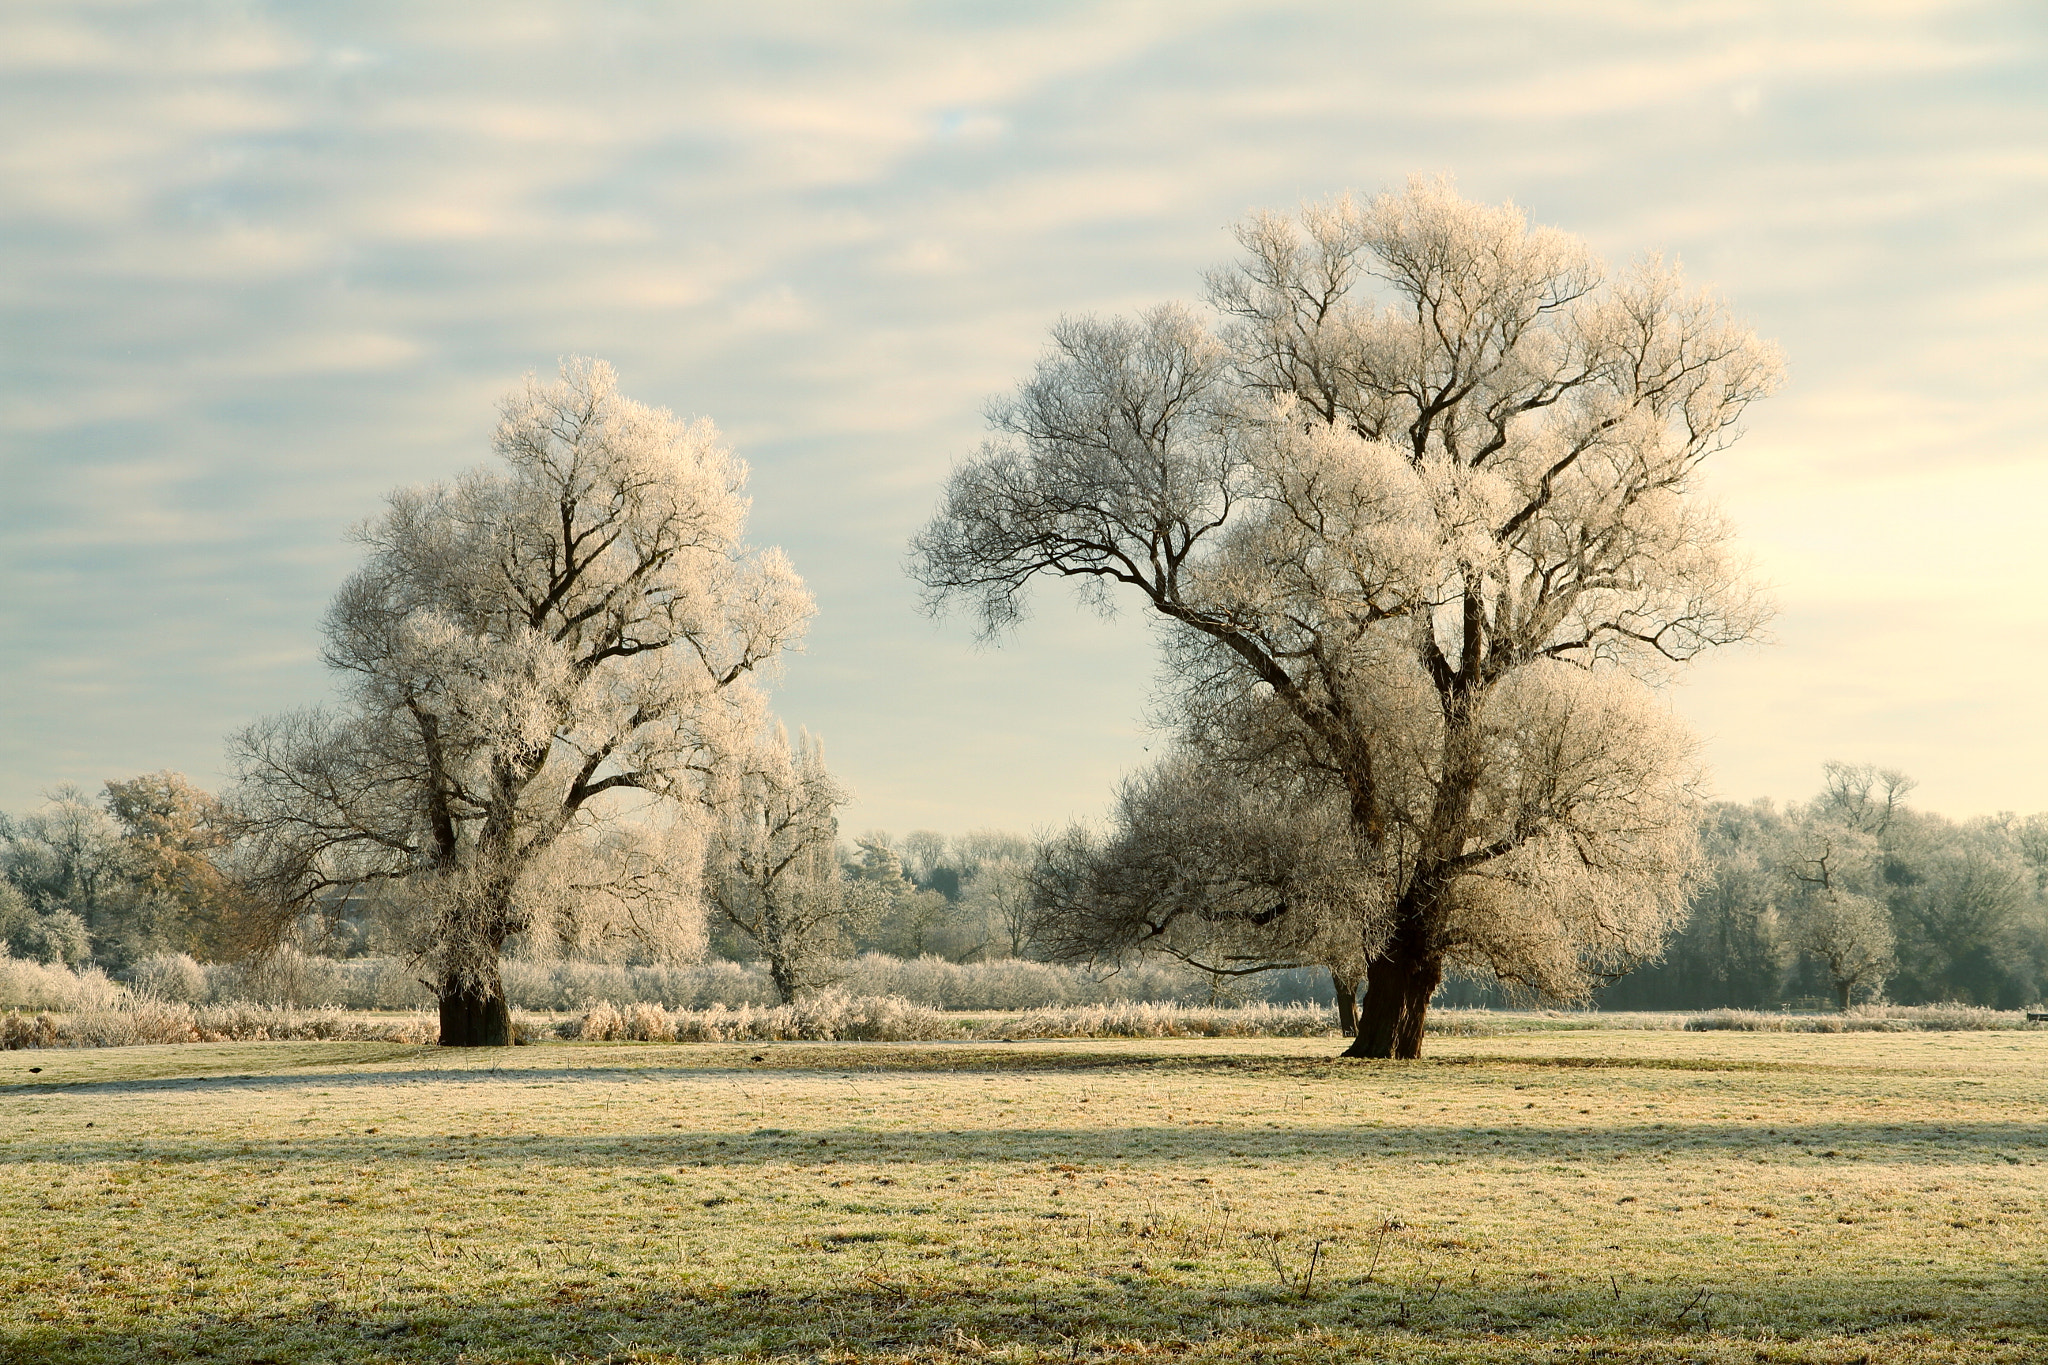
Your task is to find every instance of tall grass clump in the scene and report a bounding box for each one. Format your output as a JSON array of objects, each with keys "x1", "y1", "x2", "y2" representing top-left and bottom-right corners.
[
  {"x1": 0, "y1": 957, "x2": 129, "y2": 1012},
  {"x1": 572, "y1": 992, "x2": 956, "y2": 1043},
  {"x1": 978, "y1": 1002, "x2": 1339, "y2": 1039},
  {"x1": 1686, "y1": 1003, "x2": 2037, "y2": 1032},
  {"x1": 2, "y1": 1001, "x2": 439, "y2": 1050}
]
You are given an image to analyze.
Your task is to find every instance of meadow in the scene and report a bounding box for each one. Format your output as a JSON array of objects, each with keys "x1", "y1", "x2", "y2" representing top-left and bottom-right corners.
[{"x1": 3, "y1": 1028, "x2": 2046, "y2": 1364}]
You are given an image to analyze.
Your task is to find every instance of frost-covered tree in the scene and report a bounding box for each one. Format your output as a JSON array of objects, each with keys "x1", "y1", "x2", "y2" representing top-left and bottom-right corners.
[
  {"x1": 0, "y1": 787, "x2": 145, "y2": 965},
  {"x1": 1782, "y1": 824, "x2": 1894, "y2": 1009},
  {"x1": 231, "y1": 359, "x2": 811, "y2": 1044},
  {"x1": 700, "y1": 724, "x2": 873, "y2": 1002},
  {"x1": 914, "y1": 180, "x2": 1778, "y2": 1056},
  {"x1": 1034, "y1": 751, "x2": 1383, "y2": 1016}
]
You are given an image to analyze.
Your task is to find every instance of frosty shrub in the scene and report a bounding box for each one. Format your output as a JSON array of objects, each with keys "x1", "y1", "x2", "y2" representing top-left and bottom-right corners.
[
  {"x1": 328, "y1": 957, "x2": 437, "y2": 1010},
  {"x1": 233, "y1": 948, "x2": 346, "y2": 1008},
  {"x1": 834, "y1": 954, "x2": 1210, "y2": 1009},
  {"x1": 1686, "y1": 1004, "x2": 2033, "y2": 1032},
  {"x1": 570, "y1": 992, "x2": 954, "y2": 1043},
  {"x1": 1, "y1": 1001, "x2": 439, "y2": 1049},
  {"x1": 978, "y1": 1002, "x2": 1339, "y2": 1040},
  {"x1": 0, "y1": 957, "x2": 129, "y2": 1011},
  {"x1": 499, "y1": 959, "x2": 779, "y2": 1011},
  {"x1": 127, "y1": 952, "x2": 209, "y2": 1004}
]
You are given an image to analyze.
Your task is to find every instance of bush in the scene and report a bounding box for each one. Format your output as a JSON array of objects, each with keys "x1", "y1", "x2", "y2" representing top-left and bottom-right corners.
[
  {"x1": 834, "y1": 953, "x2": 1211, "y2": 1009},
  {"x1": 127, "y1": 952, "x2": 209, "y2": 1004},
  {"x1": 500, "y1": 958, "x2": 777, "y2": 1011},
  {"x1": 0, "y1": 957, "x2": 128, "y2": 1011},
  {"x1": 570, "y1": 992, "x2": 956, "y2": 1043}
]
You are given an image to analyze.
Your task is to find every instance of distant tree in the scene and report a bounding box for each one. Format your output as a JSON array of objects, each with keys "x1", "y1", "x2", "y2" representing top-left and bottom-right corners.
[
  {"x1": 844, "y1": 833, "x2": 962, "y2": 959},
  {"x1": 962, "y1": 853, "x2": 1037, "y2": 960},
  {"x1": 230, "y1": 359, "x2": 811, "y2": 1044},
  {"x1": 899, "y1": 830, "x2": 952, "y2": 893},
  {"x1": 1782, "y1": 824, "x2": 1894, "y2": 1009},
  {"x1": 1599, "y1": 799, "x2": 1794, "y2": 1011},
  {"x1": 0, "y1": 787, "x2": 147, "y2": 965},
  {"x1": 1887, "y1": 819, "x2": 2030, "y2": 1006},
  {"x1": 1817, "y1": 762, "x2": 1916, "y2": 842},
  {"x1": 849, "y1": 834, "x2": 908, "y2": 888},
  {"x1": 102, "y1": 771, "x2": 249, "y2": 960},
  {"x1": 0, "y1": 875, "x2": 89, "y2": 965},
  {"x1": 913, "y1": 180, "x2": 1778, "y2": 1056},
  {"x1": 700, "y1": 725, "x2": 874, "y2": 1002}
]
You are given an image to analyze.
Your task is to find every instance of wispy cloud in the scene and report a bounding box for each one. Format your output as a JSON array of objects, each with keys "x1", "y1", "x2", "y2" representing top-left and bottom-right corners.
[{"x1": 2, "y1": 0, "x2": 2043, "y2": 825}]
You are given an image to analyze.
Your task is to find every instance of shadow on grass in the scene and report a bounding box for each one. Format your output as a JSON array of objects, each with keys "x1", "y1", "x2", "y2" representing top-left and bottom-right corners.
[
  {"x1": 3, "y1": 1040, "x2": 1889, "y2": 1098},
  {"x1": 11, "y1": 1112, "x2": 2044, "y2": 1170},
  {"x1": 6, "y1": 1267, "x2": 2046, "y2": 1364}
]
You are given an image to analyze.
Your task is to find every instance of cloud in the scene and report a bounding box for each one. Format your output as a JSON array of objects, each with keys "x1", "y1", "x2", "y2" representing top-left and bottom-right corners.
[{"x1": 0, "y1": 0, "x2": 2043, "y2": 830}]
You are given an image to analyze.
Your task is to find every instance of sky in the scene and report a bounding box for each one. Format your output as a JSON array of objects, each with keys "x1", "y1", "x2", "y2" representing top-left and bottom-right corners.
[{"x1": 2, "y1": 0, "x2": 2044, "y2": 839}]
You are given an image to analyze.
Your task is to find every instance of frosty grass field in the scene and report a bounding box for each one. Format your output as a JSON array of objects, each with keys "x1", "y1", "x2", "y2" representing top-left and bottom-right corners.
[{"x1": 4, "y1": 1028, "x2": 2046, "y2": 1364}]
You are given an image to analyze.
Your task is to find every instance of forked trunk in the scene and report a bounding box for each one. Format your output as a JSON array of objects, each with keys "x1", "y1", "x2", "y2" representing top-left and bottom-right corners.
[
  {"x1": 439, "y1": 960, "x2": 512, "y2": 1047},
  {"x1": 1332, "y1": 971, "x2": 1360, "y2": 1037},
  {"x1": 1343, "y1": 946, "x2": 1443, "y2": 1060}
]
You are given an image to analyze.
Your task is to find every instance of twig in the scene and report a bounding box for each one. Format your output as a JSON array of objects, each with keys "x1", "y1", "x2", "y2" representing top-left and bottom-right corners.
[{"x1": 1671, "y1": 1286, "x2": 1712, "y2": 1329}]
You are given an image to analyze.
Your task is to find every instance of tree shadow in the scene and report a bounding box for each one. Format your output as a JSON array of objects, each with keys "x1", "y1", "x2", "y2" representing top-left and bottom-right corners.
[
  {"x1": 5, "y1": 1265, "x2": 2044, "y2": 1364},
  {"x1": 13, "y1": 1113, "x2": 2044, "y2": 1171}
]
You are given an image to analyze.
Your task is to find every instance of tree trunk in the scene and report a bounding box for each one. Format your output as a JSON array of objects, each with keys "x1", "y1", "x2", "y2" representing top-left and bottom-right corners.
[
  {"x1": 1833, "y1": 977, "x2": 1851, "y2": 1011},
  {"x1": 1343, "y1": 943, "x2": 1443, "y2": 1060},
  {"x1": 1332, "y1": 971, "x2": 1360, "y2": 1037},
  {"x1": 765, "y1": 942, "x2": 801, "y2": 1005},
  {"x1": 439, "y1": 961, "x2": 512, "y2": 1047}
]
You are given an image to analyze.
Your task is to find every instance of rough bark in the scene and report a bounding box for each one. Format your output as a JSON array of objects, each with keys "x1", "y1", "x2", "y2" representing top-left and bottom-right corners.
[
  {"x1": 439, "y1": 961, "x2": 512, "y2": 1047},
  {"x1": 1332, "y1": 970, "x2": 1360, "y2": 1037},
  {"x1": 766, "y1": 948, "x2": 801, "y2": 1006},
  {"x1": 1344, "y1": 898, "x2": 1444, "y2": 1059}
]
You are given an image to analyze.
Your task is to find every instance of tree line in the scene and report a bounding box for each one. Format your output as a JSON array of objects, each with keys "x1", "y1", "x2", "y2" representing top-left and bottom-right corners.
[
  {"x1": 1595, "y1": 763, "x2": 2048, "y2": 1013},
  {"x1": 8, "y1": 763, "x2": 2045, "y2": 1017}
]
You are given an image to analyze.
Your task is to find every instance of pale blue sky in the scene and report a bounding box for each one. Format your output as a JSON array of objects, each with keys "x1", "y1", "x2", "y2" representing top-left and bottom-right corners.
[{"x1": 3, "y1": 0, "x2": 2044, "y2": 834}]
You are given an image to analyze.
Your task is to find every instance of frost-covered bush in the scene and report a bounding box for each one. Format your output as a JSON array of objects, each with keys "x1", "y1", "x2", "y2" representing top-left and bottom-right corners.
[
  {"x1": 127, "y1": 952, "x2": 210, "y2": 1003},
  {"x1": 571, "y1": 992, "x2": 955, "y2": 1043},
  {"x1": 0, "y1": 957, "x2": 129, "y2": 1011},
  {"x1": 327, "y1": 957, "x2": 436, "y2": 1009},
  {"x1": 979, "y1": 1001, "x2": 1338, "y2": 1040},
  {"x1": 834, "y1": 953, "x2": 1210, "y2": 1009},
  {"x1": 1686, "y1": 1003, "x2": 2033, "y2": 1032},
  {"x1": 2, "y1": 1001, "x2": 439, "y2": 1049},
  {"x1": 501, "y1": 958, "x2": 778, "y2": 1011},
  {"x1": 232, "y1": 948, "x2": 346, "y2": 1008}
]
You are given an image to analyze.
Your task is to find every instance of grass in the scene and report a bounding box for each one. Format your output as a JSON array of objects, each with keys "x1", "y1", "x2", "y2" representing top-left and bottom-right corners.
[{"x1": 3, "y1": 1030, "x2": 2046, "y2": 1363}]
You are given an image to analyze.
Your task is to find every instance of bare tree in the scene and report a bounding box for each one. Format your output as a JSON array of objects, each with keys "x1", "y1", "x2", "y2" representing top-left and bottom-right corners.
[
  {"x1": 914, "y1": 180, "x2": 1778, "y2": 1056},
  {"x1": 230, "y1": 359, "x2": 811, "y2": 1044},
  {"x1": 1818, "y1": 762, "x2": 1917, "y2": 843}
]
